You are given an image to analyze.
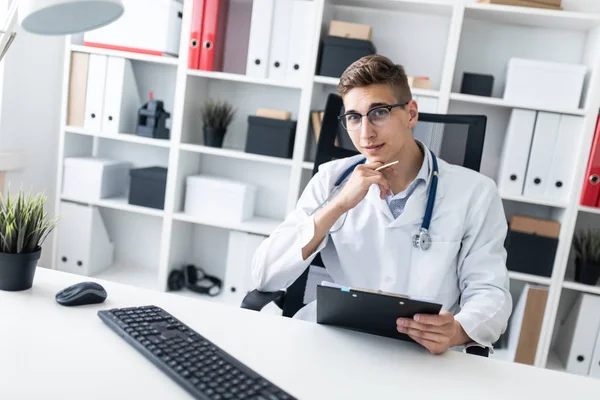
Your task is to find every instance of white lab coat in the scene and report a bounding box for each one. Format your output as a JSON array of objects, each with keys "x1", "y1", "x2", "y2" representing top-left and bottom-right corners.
[{"x1": 251, "y1": 146, "x2": 512, "y2": 348}]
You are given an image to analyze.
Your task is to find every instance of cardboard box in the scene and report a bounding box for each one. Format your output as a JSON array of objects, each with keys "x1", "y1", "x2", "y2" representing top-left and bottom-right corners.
[
  {"x1": 62, "y1": 157, "x2": 131, "y2": 201},
  {"x1": 510, "y1": 215, "x2": 560, "y2": 238},
  {"x1": 256, "y1": 108, "x2": 291, "y2": 120},
  {"x1": 407, "y1": 76, "x2": 432, "y2": 90},
  {"x1": 328, "y1": 20, "x2": 372, "y2": 41}
]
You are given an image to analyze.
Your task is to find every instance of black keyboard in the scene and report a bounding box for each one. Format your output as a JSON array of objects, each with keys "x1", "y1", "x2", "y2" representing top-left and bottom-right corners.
[{"x1": 98, "y1": 305, "x2": 295, "y2": 400}]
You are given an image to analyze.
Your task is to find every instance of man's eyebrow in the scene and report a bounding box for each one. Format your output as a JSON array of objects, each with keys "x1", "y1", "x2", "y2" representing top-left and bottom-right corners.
[{"x1": 344, "y1": 102, "x2": 389, "y2": 114}]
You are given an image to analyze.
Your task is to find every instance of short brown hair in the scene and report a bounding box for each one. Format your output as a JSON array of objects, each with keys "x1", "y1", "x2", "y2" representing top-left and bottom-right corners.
[{"x1": 337, "y1": 55, "x2": 412, "y2": 102}]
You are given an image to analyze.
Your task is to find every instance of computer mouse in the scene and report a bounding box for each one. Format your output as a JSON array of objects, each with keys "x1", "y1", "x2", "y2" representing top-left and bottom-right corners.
[{"x1": 55, "y1": 281, "x2": 107, "y2": 306}]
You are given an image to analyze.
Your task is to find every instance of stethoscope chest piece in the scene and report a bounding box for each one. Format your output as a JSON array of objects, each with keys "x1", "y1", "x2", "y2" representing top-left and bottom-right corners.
[{"x1": 413, "y1": 228, "x2": 432, "y2": 251}]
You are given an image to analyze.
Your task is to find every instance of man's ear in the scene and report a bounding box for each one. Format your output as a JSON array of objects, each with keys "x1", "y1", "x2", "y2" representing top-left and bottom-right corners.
[{"x1": 407, "y1": 100, "x2": 419, "y2": 128}]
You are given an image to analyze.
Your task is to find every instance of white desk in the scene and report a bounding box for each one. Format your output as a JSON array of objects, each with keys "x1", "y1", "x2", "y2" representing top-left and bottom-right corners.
[{"x1": 1, "y1": 267, "x2": 599, "y2": 399}]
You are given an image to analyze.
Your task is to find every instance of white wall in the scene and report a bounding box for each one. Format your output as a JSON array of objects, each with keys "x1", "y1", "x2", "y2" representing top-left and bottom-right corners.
[{"x1": 0, "y1": 18, "x2": 65, "y2": 268}]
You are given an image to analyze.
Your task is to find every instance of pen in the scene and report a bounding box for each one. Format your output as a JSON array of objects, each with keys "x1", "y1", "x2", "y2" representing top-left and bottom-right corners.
[{"x1": 375, "y1": 160, "x2": 399, "y2": 171}]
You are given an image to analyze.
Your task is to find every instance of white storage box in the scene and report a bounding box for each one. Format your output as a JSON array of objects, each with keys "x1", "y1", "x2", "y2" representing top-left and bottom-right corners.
[
  {"x1": 184, "y1": 175, "x2": 257, "y2": 223},
  {"x1": 62, "y1": 157, "x2": 131, "y2": 201},
  {"x1": 503, "y1": 58, "x2": 586, "y2": 110},
  {"x1": 83, "y1": 0, "x2": 183, "y2": 56}
]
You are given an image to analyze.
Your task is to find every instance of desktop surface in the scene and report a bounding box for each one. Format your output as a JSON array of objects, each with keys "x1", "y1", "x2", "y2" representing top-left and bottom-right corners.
[{"x1": 1, "y1": 267, "x2": 599, "y2": 399}]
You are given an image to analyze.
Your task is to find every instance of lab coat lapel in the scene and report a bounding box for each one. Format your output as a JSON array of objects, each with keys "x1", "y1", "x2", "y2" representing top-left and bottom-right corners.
[{"x1": 365, "y1": 185, "x2": 395, "y2": 221}]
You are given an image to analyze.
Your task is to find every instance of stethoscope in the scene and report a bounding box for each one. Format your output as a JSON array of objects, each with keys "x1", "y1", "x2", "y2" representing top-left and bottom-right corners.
[{"x1": 318, "y1": 149, "x2": 439, "y2": 251}]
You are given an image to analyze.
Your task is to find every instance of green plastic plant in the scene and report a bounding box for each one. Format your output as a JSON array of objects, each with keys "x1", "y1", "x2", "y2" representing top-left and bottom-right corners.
[
  {"x1": 0, "y1": 188, "x2": 59, "y2": 254},
  {"x1": 201, "y1": 99, "x2": 236, "y2": 131},
  {"x1": 573, "y1": 229, "x2": 600, "y2": 264}
]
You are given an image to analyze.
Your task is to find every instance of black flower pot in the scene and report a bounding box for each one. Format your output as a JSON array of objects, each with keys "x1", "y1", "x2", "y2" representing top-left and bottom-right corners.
[
  {"x1": 0, "y1": 248, "x2": 41, "y2": 291},
  {"x1": 575, "y1": 258, "x2": 600, "y2": 286},
  {"x1": 203, "y1": 126, "x2": 226, "y2": 148}
]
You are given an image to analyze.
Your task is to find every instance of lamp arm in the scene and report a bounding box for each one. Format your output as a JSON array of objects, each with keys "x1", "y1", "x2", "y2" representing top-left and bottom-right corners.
[{"x1": 0, "y1": 0, "x2": 18, "y2": 62}]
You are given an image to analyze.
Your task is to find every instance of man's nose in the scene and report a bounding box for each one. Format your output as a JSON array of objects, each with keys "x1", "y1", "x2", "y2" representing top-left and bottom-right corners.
[{"x1": 360, "y1": 117, "x2": 374, "y2": 139}]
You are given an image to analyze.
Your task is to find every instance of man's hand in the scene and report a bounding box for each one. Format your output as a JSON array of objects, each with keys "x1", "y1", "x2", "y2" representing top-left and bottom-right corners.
[
  {"x1": 332, "y1": 162, "x2": 392, "y2": 212},
  {"x1": 396, "y1": 311, "x2": 470, "y2": 355}
]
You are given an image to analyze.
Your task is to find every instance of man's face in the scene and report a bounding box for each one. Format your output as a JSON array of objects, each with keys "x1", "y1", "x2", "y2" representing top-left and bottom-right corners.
[{"x1": 341, "y1": 83, "x2": 418, "y2": 164}]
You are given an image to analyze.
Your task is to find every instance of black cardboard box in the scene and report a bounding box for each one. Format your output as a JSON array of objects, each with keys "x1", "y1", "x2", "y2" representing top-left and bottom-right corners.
[
  {"x1": 128, "y1": 166, "x2": 168, "y2": 210},
  {"x1": 246, "y1": 116, "x2": 297, "y2": 159},
  {"x1": 460, "y1": 72, "x2": 494, "y2": 97},
  {"x1": 504, "y1": 230, "x2": 558, "y2": 277},
  {"x1": 318, "y1": 36, "x2": 376, "y2": 78}
]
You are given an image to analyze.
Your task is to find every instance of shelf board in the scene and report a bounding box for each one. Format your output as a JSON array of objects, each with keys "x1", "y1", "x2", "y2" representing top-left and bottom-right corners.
[
  {"x1": 173, "y1": 212, "x2": 280, "y2": 236},
  {"x1": 562, "y1": 279, "x2": 600, "y2": 296},
  {"x1": 449, "y1": 93, "x2": 585, "y2": 116},
  {"x1": 500, "y1": 192, "x2": 568, "y2": 208},
  {"x1": 61, "y1": 195, "x2": 165, "y2": 218},
  {"x1": 302, "y1": 161, "x2": 315, "y2": 170},
  {"x1": 329, "y1": 0, "x2": 453, "y2": 16},
  {"x1": 70, "y1": 44, "x2": 178, "y2": 66},
  {"x1": 179, "y1": 143, "x2": 294, "y2": 167},
  {"x1": 65, "y1": 126, "x2": 172, "y2": 148},
  {"x1": 508, "y1": 271, "x2": 552, "y2": 286},
  {"x1": 314, "y1": 76, "x2": 440, "y2": 98},
  {"x1": 93, "y1": 263, "x2": 161, "y2": 292},
  {"x1": 464, "y1": 3, "x2": 600, "y2": 31},
  {"x1": 187, "y1": 69, "x2": 302, "y2": 89},
  {"x1": 578, "y1": 205, "x2": 600, "y2": 215}
]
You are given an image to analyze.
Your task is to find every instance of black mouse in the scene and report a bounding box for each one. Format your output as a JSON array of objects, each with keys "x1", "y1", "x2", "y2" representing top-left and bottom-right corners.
[{"x1": 56, "y1": 282, "x2": 107, "y2": 306}]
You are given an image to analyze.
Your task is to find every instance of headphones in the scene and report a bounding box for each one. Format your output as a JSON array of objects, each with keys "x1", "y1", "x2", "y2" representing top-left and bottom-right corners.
[{"x1": 167, "y1": 264, "x2": 222, "y2": 297}]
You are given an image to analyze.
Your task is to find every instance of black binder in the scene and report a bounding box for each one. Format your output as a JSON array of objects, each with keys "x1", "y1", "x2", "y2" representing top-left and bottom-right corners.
[{"x1": 316, "y1": 284, "x2": 443, "y2": 343}]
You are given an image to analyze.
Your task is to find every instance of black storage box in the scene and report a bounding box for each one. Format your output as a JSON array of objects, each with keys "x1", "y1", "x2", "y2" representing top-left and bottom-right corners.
[
  {"x1": 504, "y1": 230, "x2": 558, "y2": 277},
  {"x1": 128, "y1": 166, "x2": 168, "y2": 210},
  {"x1": 245, "y1": 116, "x2": 297, "y2": 159},
  {"x1": 318, "y1": 36, "x2": 376, "y2": 78},
  {"x1": 460, "y1": 73, "x2": 494, "y2": 97}
]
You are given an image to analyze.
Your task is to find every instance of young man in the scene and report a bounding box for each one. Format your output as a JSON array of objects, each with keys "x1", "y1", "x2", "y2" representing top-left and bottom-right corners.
[{"x1": 251, "y1": 55, "x2": 512, "y2": 355}]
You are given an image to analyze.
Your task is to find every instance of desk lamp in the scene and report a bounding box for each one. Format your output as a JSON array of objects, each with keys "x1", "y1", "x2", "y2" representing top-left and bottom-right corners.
[{"x1": 0, "y1": 0, "x2": 124, "y2": 61}]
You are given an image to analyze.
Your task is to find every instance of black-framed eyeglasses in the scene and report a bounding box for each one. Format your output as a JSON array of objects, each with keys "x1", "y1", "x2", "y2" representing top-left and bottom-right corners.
[{"x1": 337, "y1": 102, "x2": 409, "y2": 131}]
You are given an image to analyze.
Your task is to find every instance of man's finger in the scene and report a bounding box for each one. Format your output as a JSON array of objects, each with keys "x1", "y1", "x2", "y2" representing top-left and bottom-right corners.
[
  {"x1": 398, "y1": 326, "x2": 444, "y2": 343},
  {"x1": 413, "y1": 311, "x2": 454, "y2": 327},
  {"x1": 397, "y1": 318, "x2": 445, "y2": 334},
  {"x1": 410, "y1": 335, "x2": 443, "y2": 354}
]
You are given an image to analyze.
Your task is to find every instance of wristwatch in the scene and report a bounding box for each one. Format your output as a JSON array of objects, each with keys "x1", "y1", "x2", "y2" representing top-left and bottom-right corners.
[{"x1": 463, "y1": 342, "x2": 491, "y2": 357}]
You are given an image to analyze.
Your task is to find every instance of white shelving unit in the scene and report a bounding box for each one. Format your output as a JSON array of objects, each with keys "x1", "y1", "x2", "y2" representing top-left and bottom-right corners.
[{"x1": 50, "y1": 0, "x2": 600, "y2": 380}]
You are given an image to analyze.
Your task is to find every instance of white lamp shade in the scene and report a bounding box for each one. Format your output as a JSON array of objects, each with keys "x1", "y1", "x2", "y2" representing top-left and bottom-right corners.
[{"x1": 18, "y1": 0, "x2": 124, "y2": 35}]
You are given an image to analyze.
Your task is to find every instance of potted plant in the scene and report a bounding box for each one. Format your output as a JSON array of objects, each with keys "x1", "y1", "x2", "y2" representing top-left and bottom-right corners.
[
  {"x1": 0, "y1": 188, "x2": 59, "y2": 291},
  {"x1": 573, "y1": 229, "x2": 600, "y2": 286},
  {"x1": 200, "y1": 99, "x2": 236, "y2": 148}
]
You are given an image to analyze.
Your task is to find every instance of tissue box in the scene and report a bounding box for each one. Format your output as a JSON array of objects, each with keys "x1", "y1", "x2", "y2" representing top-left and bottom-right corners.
[
  {"x1": 184, "y1": 175, "x2": 257, "y2": 223},
  {"x1": 503, "y1": 58, "x2": 586, "y2": 109},
  {"x1": 62, "y1": 157, "x2": 130, "y2": 201}
]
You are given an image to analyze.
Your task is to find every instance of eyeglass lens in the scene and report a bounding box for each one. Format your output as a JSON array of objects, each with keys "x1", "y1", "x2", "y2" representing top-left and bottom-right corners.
[{"x1": 342, "y1": 107, "x2": 390, "y2": 130}]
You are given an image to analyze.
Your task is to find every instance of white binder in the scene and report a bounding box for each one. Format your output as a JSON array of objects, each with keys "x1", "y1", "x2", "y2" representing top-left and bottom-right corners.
[
  {"x1": 267, "y1": 0, "x2": 293, "y2": 82},
  {"x1": 545, "y1": 114, "x2": 584, "y2": 203},
  {"x1": 497, "y1": 109, "x2": 536, "y2": 197},
  {"x1": 83, "y1": 54, "x2": 108, "y2": 132},
  {"x1": 286, "y1": 0, "x2": 316, "y2": 85},
  {"x1": 56, "y1": 201, "x2": 114, "y2": 277},
  {"x1": 555, "y1": 293, "x2": 600, "y2": 376},
  {"x1": 588, "y1": 325, "x2": 600, "y2": 378},
  {"x1": 101, "y1": 56, "x2": 141, "y2": 134},
  {"x1": 523, "y1": 112, "x2": 560, "y2": 199},
  {"x1": 245, "y1": 0, "x2": 275, "y2": 79},
  {"x1": 224, "y1": 231, "x2": 266, "y2": 305}
]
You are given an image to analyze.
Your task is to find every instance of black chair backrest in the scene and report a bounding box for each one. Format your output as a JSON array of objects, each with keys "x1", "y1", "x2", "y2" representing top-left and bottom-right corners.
[{"x1": 281, "y1": 93, "x2": 487, "y2": 318}]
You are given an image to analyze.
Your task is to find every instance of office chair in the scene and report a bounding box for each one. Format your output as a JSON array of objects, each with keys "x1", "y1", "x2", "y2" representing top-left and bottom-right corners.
[{"x1": 241, "y1": 93, "x2": 488, "y2": 353}]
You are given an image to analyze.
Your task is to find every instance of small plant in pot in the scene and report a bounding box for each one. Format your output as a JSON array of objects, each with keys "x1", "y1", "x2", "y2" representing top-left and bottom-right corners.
[
  {"x1": 0, "y1": 188, "x2": 59, "y2": 291},
  {"x1": 573, "y1": 229, "x2": 600, "y2": 286},
  {"x1": 200, "y1": 99, "x2": 235, "y2": 148}
]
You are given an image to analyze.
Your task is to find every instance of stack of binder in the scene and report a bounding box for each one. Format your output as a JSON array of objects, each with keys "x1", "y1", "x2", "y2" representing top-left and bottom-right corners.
[
  {"x1": 67, "y1": 52, "x2": 141, "y2": 134},
  {"x1": 555, "y1": 293, "x2": 600, "y2": 378},
  {"x1": 497, "y1": 109, "x2": 583, "y2": 204},
  {"x1": 243, "y1": 0, "x2": 316, "y2": 85},
  {"x1": 580, "y1": 115, "x2": 600, "y2": 208},
  {"x1": 188, "y1": 0, "x2": 229, "y2": 71}
]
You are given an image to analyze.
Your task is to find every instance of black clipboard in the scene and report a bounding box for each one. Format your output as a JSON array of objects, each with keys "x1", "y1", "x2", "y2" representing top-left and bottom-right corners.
[{"x1": 316, "y1": 284, "x2": 443, "y2": 343}]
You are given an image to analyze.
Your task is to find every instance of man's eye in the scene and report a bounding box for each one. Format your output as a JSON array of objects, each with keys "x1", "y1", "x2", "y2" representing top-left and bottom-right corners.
[
  {"x1": 347, "y1": 114, "x2": 360, "y2": 121},
  {"x1": 372, "y1": 109, "x2": 388, "y2": 117}
]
